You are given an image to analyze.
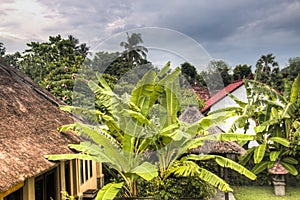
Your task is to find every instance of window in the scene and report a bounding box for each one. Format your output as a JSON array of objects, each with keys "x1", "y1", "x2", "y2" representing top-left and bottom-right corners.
[
  {"x1": 4, "y1": 188, "x2": 22, "y2": 200},
  {"x1": 65, "y1": 161, "x2": 71, "y2": 195},
  {"x1": 85, "y1": 160, "x2": 89, "y2": 182},
  {"x1": 89, "y1": 160, "x2": 93, "y2": 178},
  {"x1": 35, "y1": 169, "x2": 57, "y2": 200},
  {"x1": 79, "y1": 160, "x2": 94, "y2": 185},
  {"x1": 80, "y1": 160, "x2": 84, "y2": 185}
]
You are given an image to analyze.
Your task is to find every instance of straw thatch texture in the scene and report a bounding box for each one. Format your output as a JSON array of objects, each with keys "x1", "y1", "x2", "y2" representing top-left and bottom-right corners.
[
  {"x1": 179, "y1": 106, "x2": 246, "y2": 155},
  {"x1": 0, "y1": 60, "x2": 80, "y2": 192}
]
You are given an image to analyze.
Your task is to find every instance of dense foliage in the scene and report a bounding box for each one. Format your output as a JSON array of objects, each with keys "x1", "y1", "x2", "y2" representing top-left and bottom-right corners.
[{"x1": 210, "y1": 73, "x2": 300, "y2": 177}]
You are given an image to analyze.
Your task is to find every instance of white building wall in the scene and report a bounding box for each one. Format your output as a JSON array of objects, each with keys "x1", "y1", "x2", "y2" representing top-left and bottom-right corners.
[{"x1": 210, "y1": 85, "x2": 258, "y2": 147}]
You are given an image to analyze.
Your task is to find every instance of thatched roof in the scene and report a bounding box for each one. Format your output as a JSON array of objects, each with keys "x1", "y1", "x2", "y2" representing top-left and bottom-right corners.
[
  {"x1": 179, "y1": 106, "x2": 246, "y2": 155},
  {"x1": 0, "y1": 60, "x2": 80, "y2": 192}
]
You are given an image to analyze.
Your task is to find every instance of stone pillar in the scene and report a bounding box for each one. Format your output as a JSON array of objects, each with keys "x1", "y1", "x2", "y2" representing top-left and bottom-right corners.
[
  {"x1": 273, "y1": 179, "x2": 286, "y2": 196},
  {"x1": 272, "y1": 174, "x2": 286, "y2": 196}
]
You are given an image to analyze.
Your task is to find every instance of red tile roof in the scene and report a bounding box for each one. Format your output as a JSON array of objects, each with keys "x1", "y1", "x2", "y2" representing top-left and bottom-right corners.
[{"x1": 200, "y1": 80, "x2": 244, "y2": 113}]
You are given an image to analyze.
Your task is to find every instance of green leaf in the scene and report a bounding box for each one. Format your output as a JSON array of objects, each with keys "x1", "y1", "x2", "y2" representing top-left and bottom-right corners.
[
  {"x1": 130, "y1": 70, "x2": 156, "y2": 107},
  {"x1": 252, "y1": 161, "x2": 268, "y2": 174},
  {"x1": 157, "y1": 61, "x2": 170, "y2": 78},
  {"x1": 269, "y1": 151, "x2": 280, "y2": 162},
  {"x1": 138, "y1": 96, "x2": 150, "y2": 116},
  {"x1": 254, "y1": 125, "x2": 266, "y2": 133},
  {"x1": 208, "y1": 106, "x2": 243, "y2": 115},
  {"x1": 281, "y1": 162, "x2": 298, "y2": 176},
  {"x1": 202, "y1": 133, "x2": 255, "y2": 142},
  {"x1": 58, "y1": 123, "x2": 76, "y2": 132},
  {"x1": 215, "y1": 156, "x2": 256, "y2": 180},
  {"x1": 290, "y1": 73, "x2": 300, "y2": 103},
  {"x1": 130, "y1": 162, "x2": 158, "y2": 181},
  {"x1": 96, "y1": 182, "x2": 124, "y2": 200},
  {"x1": 124, "y1": 109, "x2": 149, "y2": 124},
  {"x1": 227, "y1": 93, "x2": 248, "y2": 108},
  {"x1": 282, "y1": 157, "x2": 298, "y2": 165},
  {"x1": 197, "y1": 167, "x2": 233, "y2": 192},
  {"x1": 161, "y1": 79, "x2": 180, "y2": 126},
  {"x1": 96, "y1": 73, "x2": 112, "y2": 92},
  {"x1": 254, "y1": 143, "x2": 266, "y2": 164},
  {"x1": 239, "y1": 148, "x2": 255, "y2": 166},
  {"x1": 269, "y1": 137, "x2": 290, "y2": 147},
  {"x1": 160, "y1": 123, "x2": 179, "y2": 135},
  {"x1": 282, "y1": 102, "x2": 298, "y2": 118}
]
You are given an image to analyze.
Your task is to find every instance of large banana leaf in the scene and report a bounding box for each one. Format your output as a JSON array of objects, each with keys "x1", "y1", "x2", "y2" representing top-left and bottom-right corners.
[
  {"x1": 74, "y1": 122, "x2": 129, "y2": 171},
  {"x1": 197, "y1": 167, "x2": 233, "y2": 192},
  {"x1": 130, "y1": 70, "x2": 156, "y2": 108},
  {"x1": 96, "y1": 182, "x2": 124, "y2": 200},
  {"x1": 214, "y1": 156, "x2": 256, "y2": 180},
  {"x1": 130, "y1": 162, "x2": 158, "y2": 181},
  {"x1": 161, "y1": 78, "x2": 180, "y2": 127}
]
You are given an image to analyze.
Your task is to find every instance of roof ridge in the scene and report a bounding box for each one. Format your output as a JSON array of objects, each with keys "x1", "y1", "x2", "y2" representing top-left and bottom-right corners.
[
  {"x1": 0, "y1": 59, "x2": 65, "y2": 107},
  {"x1": 200, "y1": 80, "x2": 244, "y2": 113}
]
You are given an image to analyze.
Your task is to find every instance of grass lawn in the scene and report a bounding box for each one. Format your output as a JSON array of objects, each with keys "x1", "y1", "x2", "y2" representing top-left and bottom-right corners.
[{"x1": 233, "y1": 186, "x2": 300, "y2": 200}]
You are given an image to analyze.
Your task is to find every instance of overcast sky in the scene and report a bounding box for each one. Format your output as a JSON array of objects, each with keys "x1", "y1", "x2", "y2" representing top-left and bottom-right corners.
[{"x1": 1, "y1": 0, "x2": 300, "y2": 69}]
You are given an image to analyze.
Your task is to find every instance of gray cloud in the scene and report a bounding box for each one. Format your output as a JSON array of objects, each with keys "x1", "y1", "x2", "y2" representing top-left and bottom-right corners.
[{"x1": 1, "y1": 0, "x2": 300, "y2": 67}]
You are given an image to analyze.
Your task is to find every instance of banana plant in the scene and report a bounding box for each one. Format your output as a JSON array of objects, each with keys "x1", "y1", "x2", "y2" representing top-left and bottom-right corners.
[
  {"x1": 209, "y1": 73, "x2": 300, "y2": 176},
  {"x1": 47, "y1": 62, "x2": 256, "y2": 199}
]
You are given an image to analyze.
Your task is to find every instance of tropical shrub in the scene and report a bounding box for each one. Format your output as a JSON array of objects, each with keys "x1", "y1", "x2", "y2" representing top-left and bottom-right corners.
[
  {"x1": 47, "y1": 62, "x2": 256, "y2": 199},
  {"x1": 209, "y1": 73, "x2": 300, "y2": 176}
]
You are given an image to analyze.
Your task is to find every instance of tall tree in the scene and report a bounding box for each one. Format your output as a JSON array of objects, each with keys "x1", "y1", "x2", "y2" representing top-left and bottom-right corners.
[
  {"x1": 11, "y1": 35, "x2": 89, "y2": 104},
  {"x1": 200, "y1": 60, "x2": 232, "y2": 92},
  {"x1": 120, "y1": 32, "x2": 148, "y2": 65},
  {"x1": 180, "y1": 62, "x2": 199, "y2": 85},
  {"x1": 233, "y1": 64, "x2": 253, "y2": 81},
  {"x1": 281, "y1": 57, "x2": 300, "y2": 82},
  {"x1": 254, "y1": 53, "x2": 282, "y2": 90}
]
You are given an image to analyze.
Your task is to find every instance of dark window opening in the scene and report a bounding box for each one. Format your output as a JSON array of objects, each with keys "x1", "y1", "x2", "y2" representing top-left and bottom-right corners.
[
  {"x1": 80, "y1": 160, "x2": 84, "y2": 185},
  {"x1": 85, "y1": 160, "x2": 89, "y2": 182},
  {"x1": 34, "y1": 168, "x2": 57, "y2": 200},
  {"x1": 4, "y1": 188, "x2": 23, "y2": 200},
  {"x1": 89, "y1": 160, "x2": 93, "y2": 178},
  {"x1": 65, "y1": 161, "x2": 71, "y2": 195}
]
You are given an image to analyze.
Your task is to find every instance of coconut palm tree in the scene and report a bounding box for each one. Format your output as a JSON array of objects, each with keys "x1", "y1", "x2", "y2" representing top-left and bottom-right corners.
[
  {"x1": 255, "y1": 53, "x2": 282, "y2": 90},
  {"x1": 120, "y1": 32, "x2": 148, "y2": 65}
]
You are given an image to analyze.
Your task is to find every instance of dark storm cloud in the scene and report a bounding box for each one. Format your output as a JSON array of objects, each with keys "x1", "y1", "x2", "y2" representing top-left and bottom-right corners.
[{"x1": 2, "y1": 0, "x2": 300, "y2": 67}]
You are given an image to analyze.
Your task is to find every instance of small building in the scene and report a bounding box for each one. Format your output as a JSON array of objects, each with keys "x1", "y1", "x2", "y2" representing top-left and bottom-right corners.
[
  {"x1": 0, "y1": 60, "x2": 103, "y2": 200},
  {"x1": 179, "y1": 106, "x2": 246, "y2": 156},
  {"x1": 200, "y1": 80, "x2": 258, "y2": 147}
]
